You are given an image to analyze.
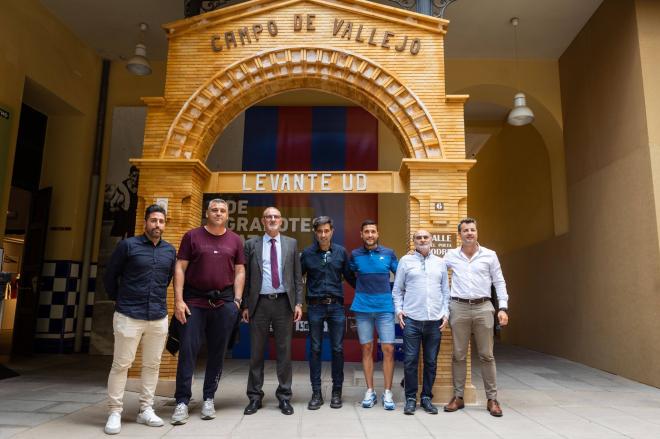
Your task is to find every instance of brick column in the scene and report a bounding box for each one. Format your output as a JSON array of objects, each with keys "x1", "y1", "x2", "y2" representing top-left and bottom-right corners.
[{"x1": 400, "y1": 158, "x2": 477, "y2": 404}]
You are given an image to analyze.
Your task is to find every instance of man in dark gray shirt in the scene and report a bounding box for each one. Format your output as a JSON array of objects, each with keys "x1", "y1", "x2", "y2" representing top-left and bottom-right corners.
[{"x1": 103, "y1": 204, "x2": 176, "y2": 435}]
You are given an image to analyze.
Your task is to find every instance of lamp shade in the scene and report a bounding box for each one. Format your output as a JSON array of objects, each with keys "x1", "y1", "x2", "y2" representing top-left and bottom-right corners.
[
  {"x1": 126, "y1": 43, "x2": 152, "y2": 76},
  {"x1": 507, "y1": 92, "x2": 534, "y2": 126}
]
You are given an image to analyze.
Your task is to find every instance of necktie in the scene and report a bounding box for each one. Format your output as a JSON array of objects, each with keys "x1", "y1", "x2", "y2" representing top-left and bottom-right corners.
[{"x1": 270, "y1": 238, "x2": 280, "y2": 289}]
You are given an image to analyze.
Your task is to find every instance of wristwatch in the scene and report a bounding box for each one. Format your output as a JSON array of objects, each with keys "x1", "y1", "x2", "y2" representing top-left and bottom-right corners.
[
  {"x1": 499, "y1": 307, "x2": 508, "y2": 313},
  {"x1": 233, "y1": 297, "x2": 242, "y2": 307}
]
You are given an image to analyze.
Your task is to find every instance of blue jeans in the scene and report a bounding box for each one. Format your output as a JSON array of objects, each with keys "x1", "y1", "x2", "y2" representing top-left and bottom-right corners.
[
  {"x1": 354, "y1": 312, "x2": 396, "y2": 344},
  {"x1": 403, "y1": 317, "x2": 442, "y2": 400},
  {"x1": 308, "y1": 303, "x2": 345, "y2": 392}
]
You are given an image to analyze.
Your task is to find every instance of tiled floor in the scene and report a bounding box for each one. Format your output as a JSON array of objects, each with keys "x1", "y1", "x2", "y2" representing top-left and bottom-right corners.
[{"x1": 1, "y1": 344, "x2": 660, "y2": 438}]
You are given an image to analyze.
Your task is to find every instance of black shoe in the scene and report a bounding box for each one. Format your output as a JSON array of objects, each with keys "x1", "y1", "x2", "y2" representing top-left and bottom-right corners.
[
  {"x1": 279, "y1": 399, "x2": 294, "y2": 415},
  {"x1": 404, "y1": 398, "x2": 416, "y2": 415},
  {"x1": 420, "y1": 397, "x2": 438, "y2": 414},
  {"x1": 307, "y1": 391, "x2": 324, "y2": 410},
  {"x1": 330, "y1": 389, "x2": 342, "y2": 409},
  {"x1": 244, "y1": 399, "x2": 262, "y2": 415}
]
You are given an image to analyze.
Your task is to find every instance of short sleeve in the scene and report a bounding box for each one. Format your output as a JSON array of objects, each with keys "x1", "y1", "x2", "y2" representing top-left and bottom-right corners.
[
  {"x1": 177, "y1": 231, "x2": 193, "y2": 260},
  {"x1": 233, "y1": 233, "x2": 246, "y2": 265}
]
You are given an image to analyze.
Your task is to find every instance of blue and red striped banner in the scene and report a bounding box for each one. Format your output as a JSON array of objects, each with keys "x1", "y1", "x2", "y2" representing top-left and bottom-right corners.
[{"x1": 221, "y1": 106, "x2": 379, "y2": 361}]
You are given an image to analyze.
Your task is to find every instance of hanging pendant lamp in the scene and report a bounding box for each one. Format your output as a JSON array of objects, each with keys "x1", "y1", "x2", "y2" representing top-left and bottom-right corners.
[
  {"x1": 507, "y1": 17, "x2": 534, "y2": 126},
  {"x1": 126, "y1": 23, "x2": 152, "y2": 76}
]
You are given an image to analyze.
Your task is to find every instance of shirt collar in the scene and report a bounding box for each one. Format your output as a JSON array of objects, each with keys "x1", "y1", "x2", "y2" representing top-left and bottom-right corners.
[
  {"x1": 313, "y1": 240, "x2": 334, "y2": 252},
  {"x1": 414, "y1": 250, "x2": 431, "y2": 260},
  {"x1": 139, "y1": 233, "x2": 160, "y2": 246},
  {"x1": 363, "y1": 245, "x2": 380, "y2": 253},
  {"x1": 459, "y1": 243, "x2": 481, "y2": 259},
  {"x1": 264, "y1": 233, "x2": 280, "y2": 243}
]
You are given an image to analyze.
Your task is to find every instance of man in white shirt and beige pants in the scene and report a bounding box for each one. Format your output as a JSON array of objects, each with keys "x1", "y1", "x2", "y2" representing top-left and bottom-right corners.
[{"x1": 443, "y1": 218, "x2": 509, "y2": 417}]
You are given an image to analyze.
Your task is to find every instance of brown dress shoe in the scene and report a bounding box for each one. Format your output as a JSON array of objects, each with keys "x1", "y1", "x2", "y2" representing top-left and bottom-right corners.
[
  {"x1": 487, "y1": 399, "x2": 503, "y2": 417},
  {"x1": 443, "y1": 396, "x2": 465, "y2": 412}
]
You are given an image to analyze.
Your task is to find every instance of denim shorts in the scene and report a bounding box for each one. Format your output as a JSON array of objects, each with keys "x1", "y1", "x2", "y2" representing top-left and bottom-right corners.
[{"x1": 354, "y1": 312, "x2": 396, "y2": 344}]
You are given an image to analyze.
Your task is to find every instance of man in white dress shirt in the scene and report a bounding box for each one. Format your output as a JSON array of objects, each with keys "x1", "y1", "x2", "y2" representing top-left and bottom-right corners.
[
  {"x1": 443, "y1": 218, "x2": 509, "y2": 417},
  {"x1": 392, "y1": 230, "x2": 450, "y2": 416}
]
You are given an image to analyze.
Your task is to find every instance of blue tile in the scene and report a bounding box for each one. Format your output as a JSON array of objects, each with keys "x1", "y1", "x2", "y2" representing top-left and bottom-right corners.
[
  {"x1": 64, "y1": 305, "x2": 76, "y2": 318},
  {"x1": 54, "y1": 261, "x2": 71, "y2": 277},
  {"x1": 51, "y1": 291, "x2": 66, "y2": 305},
  {"x1": 49, "y1": 319, "x2": 63, "y2": 334},
  {"x1": 67, "y1": 277, "x2": 78, "y2": 293},
  {"x1": 41, "y1": 277, "x2": 54, "y2": 291},
  {"x1": 37, "y1": 305, "x2": 51, "y2": 318}
]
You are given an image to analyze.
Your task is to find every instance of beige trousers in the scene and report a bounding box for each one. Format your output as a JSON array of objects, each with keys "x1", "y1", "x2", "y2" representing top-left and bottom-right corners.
[
  {"x1": 107, "y1": 311, "x2": 168, "y2": 413},
  {"x1": 448, "y1": 300, "x2": 498, "y2": 400}
]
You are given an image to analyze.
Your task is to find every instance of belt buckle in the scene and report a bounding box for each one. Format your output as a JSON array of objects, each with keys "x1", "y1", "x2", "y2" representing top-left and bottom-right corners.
[
  {"x1": 268, "y1": 293, "x2": 279, "y2": 300},
  {"x1": 321, "y1": 297, "x2": 332, "y2": 305}
]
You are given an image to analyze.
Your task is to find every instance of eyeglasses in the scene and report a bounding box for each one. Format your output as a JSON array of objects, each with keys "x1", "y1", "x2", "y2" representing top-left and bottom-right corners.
[
  {"x1": 321, "y1": 251, "x2": 331, "y2": 266},
  {"x1": 263, "y1": 214, "x2": 281, "y2": 219}
]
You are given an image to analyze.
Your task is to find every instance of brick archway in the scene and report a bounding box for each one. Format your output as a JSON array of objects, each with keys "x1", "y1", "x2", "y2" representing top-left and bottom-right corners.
[{"x1": 159, "y1": 46, "x2": 444, "y2": 161}]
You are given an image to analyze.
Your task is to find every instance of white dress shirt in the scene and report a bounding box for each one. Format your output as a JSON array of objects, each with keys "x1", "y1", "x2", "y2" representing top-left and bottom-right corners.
[
  {"x1": 444, "y1": 244, "x2": 508, "y2": 308},
  {"x1": 392, "y1": 251, "x2": 450, "y2": 321},
  {"x1": 260, "y1": 234, "x2": 286, "y2": 294}
]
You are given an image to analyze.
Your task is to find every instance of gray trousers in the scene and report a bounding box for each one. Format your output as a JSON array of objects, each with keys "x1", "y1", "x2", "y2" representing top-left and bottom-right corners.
[
  {"x1": 449, "y1": 300, "x2": 498, "y2": 400},
  {"x1": 246, "y1": 295, "x2": 294, "y2": 402}
]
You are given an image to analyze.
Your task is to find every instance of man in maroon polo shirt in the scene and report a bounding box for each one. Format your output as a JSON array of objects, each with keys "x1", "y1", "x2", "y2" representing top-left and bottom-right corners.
[{"x1": 170, "y1": 198, "x2": 245, "y2": 425}]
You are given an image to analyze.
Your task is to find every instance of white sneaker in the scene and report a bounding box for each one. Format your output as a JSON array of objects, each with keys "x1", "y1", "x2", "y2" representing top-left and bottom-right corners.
[
  {"x1": 171, "y1": 403, "x2": 189, "y2": 425},
  {"x1": 201, "y1": 398, "x2": 216, "y2": 420},
  {"x1": 362, "y1": 389, "x2": 377, "y2": 408},
  {"x1": 104, "y1": 412, "x2": 121, "y2": 435},
  {"x1": 136, "y1": 407, "x2": 164, "y2": 427},
  {"x1": 382, "y1": 389, "x2": 395, "y2": 410}
]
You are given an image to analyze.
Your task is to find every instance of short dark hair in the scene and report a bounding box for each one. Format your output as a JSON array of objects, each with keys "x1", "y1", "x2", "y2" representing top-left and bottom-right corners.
[
  {"x1": 144, "y1": 204, "x2": 166, "y2": 220},
  {"x1": 458, "y1": 217, "x2": 477, "y2": 233},
  {"x1": 312, "y1": 216, "x2": 333, "y2": 231},
  {"x1": 361, "y1": 219, "x2": 377, "y2": 231}
]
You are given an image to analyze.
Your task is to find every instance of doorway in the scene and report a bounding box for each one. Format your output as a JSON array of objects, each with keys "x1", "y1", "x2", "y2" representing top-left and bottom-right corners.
[{"x1": 1, "y1": 104, "x2": 49, "y2": 357}]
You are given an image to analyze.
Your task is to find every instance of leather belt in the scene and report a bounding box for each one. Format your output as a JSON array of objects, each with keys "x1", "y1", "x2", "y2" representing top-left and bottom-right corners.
[
  {"x1": 451, "y1": 297, "x2": 490, "y2": 305},
  {"x1": 308, "y1": 296, "x2": 341, "y2": 305},
  {"x1": 261, "y1": 293, "x2": 286, "y2": 300}
]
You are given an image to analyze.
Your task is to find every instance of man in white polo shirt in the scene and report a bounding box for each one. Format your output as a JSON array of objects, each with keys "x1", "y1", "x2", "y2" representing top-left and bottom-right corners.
[{"x1": 443, "y1": 218, "x2": 509, "y2": 417}]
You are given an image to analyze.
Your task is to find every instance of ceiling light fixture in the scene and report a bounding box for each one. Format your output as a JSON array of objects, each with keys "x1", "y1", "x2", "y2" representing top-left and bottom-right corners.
[
  {"x1": 507, "y1": 17, "x2": 534, "y2": 126},
  {"x1": 126, "y1": 23, "x2": 152, "y2": 76}
]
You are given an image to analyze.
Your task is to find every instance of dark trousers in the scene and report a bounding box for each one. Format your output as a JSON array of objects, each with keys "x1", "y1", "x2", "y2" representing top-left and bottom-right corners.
[
  {"x1": 308, "y1": 303, "x2": 345, "y2": 392},
  {"x1": 247, "y1": 295, "x2": 294, "y2": 402},
  {"x1": 403, "y1": 317, "x2": 442, "y2": 400},
  {"x1": 175, "y1": 304, "x2": 238, "y2": 404}
]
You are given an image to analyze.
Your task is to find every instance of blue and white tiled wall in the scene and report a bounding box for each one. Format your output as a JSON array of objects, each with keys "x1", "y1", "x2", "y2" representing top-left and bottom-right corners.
[{"x1": 35, "y1": 260, "x2": 96, "y2": 353}]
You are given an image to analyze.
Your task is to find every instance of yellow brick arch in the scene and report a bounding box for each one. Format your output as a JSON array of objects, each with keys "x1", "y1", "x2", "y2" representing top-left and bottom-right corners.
[{"x1": 159, "y1": 46, "x2": 445, "y2": 161}]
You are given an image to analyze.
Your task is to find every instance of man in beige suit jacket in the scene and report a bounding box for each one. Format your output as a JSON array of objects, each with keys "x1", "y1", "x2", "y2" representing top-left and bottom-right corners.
[{"x1": 242, "y1": 207, "x2": 303, "y2": 416}]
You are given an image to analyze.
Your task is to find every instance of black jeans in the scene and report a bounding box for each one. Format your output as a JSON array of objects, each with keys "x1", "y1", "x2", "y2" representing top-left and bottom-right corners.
[
  {"x1": 308, "y1": 303, "x2": 345, "y2": 392},
  {"x1": 175, "y1": 303, "x2": 238, "y2": 404},
  {"x1": 403, "y1": 317, "x2": 442, "y2": 400}
]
